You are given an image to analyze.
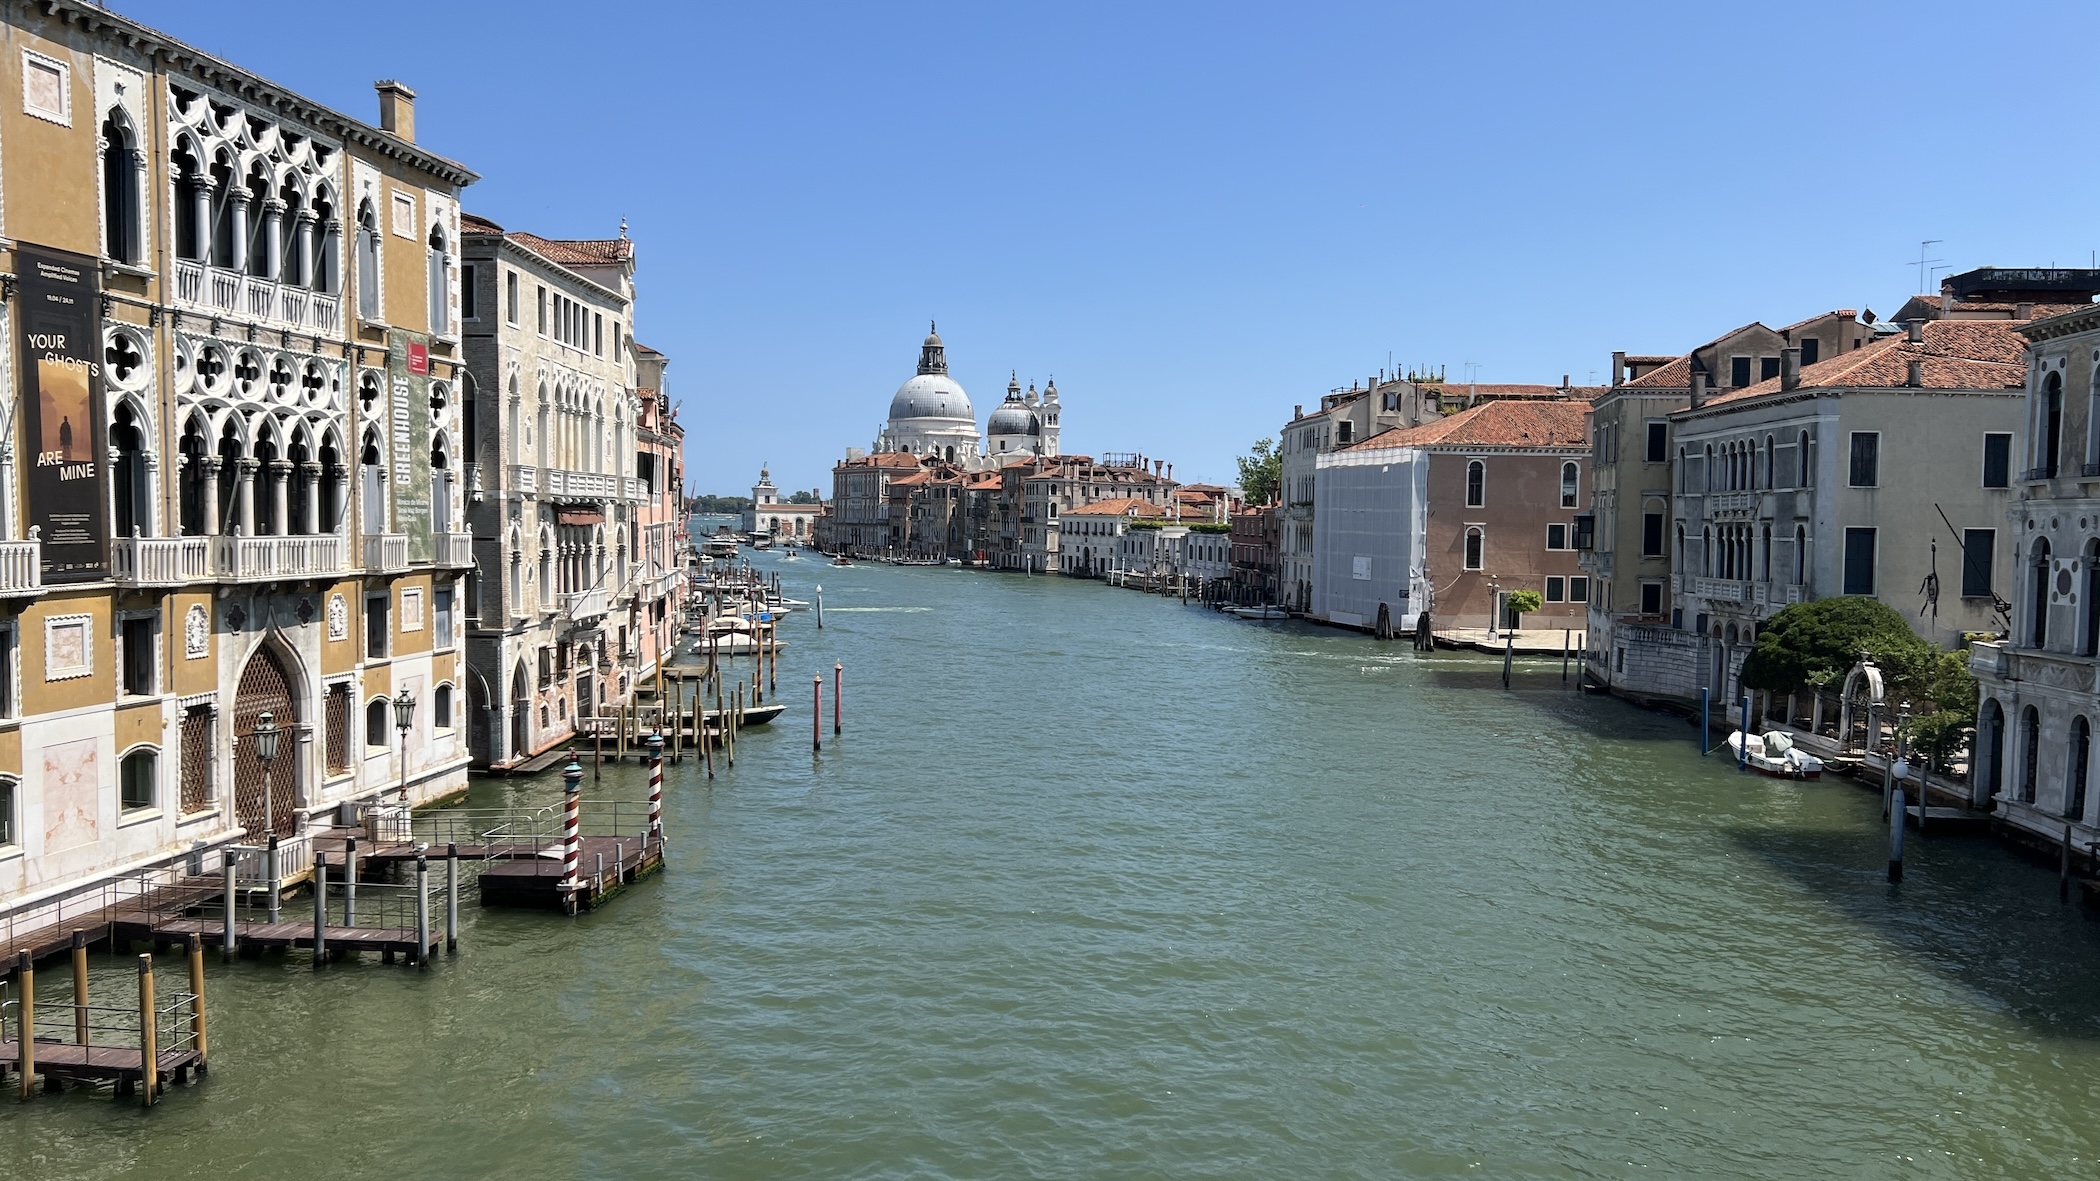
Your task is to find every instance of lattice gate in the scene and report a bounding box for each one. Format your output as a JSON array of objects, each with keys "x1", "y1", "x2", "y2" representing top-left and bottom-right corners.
[{"x1": 233, "y1": 647, "x2": 298, "y2": 838}]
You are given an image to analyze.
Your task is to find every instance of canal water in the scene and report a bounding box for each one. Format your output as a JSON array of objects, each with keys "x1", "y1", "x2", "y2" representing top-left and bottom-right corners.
[{"x1": 9, "y1": 557, "x2": 2100, "y2": 1178}]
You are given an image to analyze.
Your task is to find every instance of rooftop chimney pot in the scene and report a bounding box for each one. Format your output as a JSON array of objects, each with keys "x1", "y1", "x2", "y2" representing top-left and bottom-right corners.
[
  {"x1": 2017, "y1": 301, "x2": 2035, "y2": 320},
  {"x1": 1907, "y1": 359, "x2": 1925, "y2": 388},
  {"x1": 1905, "y1": 319, "x2": 1925, "y2": 344},
  {"x1": 375, "y1": 80, "x2": 416, "y2": 142},
  {"x1": 1689, "y1": 372, "x2": 1707, "y2": 409},
  {"x1": 1781, "y1": 347, "x2": 1801, "y2": 392},
  {"x1": 1611, "y1": 351, "x2": 1626, "y2": 387}
]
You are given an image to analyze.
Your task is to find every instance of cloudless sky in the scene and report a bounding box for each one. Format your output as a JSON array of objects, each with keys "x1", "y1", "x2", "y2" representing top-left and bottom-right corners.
[{"x1": 128, "y1": 1, "x2": 2100, "y2": 494}]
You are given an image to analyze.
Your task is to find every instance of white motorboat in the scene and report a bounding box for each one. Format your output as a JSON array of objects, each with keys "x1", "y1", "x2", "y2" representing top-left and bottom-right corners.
[
  {"x1": 1725, "y1": 730, "x2": 1823, "y2": 779},
  {"x1": 1225, "y1": 605, "x2": 1288, "y2": 620}
]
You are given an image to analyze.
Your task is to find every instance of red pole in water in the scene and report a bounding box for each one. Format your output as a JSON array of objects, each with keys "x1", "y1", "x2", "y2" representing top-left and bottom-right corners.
[
  {"x1": 834, "y1": 662, "x2": 843, "y2": 734},
  {"x1": 813, "y1": 675, "x2": 823, "y2": 752}
]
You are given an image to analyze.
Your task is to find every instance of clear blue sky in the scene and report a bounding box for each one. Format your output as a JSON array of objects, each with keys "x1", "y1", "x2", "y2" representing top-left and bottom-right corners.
[{"x1": 129, "y1": 1, "x2": 2100, "y2": 495}]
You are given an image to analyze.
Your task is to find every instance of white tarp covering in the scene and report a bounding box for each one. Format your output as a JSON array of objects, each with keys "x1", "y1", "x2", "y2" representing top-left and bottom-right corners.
[{"x1": 1312, "y1": 445, "x2": 1429, "y2": 629}]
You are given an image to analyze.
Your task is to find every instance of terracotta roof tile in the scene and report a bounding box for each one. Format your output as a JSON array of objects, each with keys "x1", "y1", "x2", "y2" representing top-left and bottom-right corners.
[
  {"x1": 1348, "y1": 399, "x2": 1588, "y2": 452},
  {"x1": 1064, "y1": 498, "x2": 1169, "y2": 517},
  {"x1": 1695, "y1": 319, "x2": 2027, "y2": 410},
  {"x1": 509, "y1": 231, "x2": 633, "y2": 267}
]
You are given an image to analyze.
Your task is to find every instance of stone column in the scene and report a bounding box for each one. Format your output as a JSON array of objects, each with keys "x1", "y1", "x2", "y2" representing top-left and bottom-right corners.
[
  {"x1": 332, "y1": 469, "x2": 351, "y2": 533},
  {"x1": 294, "y1": 212, "x2": 316, "y2": 289},
  {"x1": 261, "y1": 199, "x2": 285, "y2": 282},
  {"x1": 235, "y1": 458, "x2": 258, "y2": 537},
  {"x1": 227, "y1": 190, "x2": 251, "y2": 274},
  {"x1": 300, "y1": 462, "x2": 323, "y2": 534},
  {"x1": 186, "y1": 178, "x2": 211, "y2": 263},
  {"x1": 201, "y1": 457, "x2": 223, "y2": 535},
  {"x1": 268, "y1": 461, "x2": 292, "y2": 536}
]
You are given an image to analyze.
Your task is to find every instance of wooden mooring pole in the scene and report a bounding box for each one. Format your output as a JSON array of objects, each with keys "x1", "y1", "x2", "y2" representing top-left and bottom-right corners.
[
  {"x1": 186, "y1": 934, "x2": 208, "y2": 1071},
  {"x1": 14, "y1": 951, "x2": 32, "y2": 1098},
  {"x1": 312, "y1": 852, "x2": 328, "y2": 968},
  {"x1": 834, "y1": 662, "x2": 843, "y2": 735},
  {"x1": 647, "y1": 734, "x2": 665, "y2": 841},
  {"x1": 814, "y1": 675, "x2": 823, "y2": 752},
  {"x1": 137, "y1": 954, "x2": 157, "y2": 1108},
  {"x1": 1888, "y1": 789, "x2": 1906, "y2": 883},
  {"x1": 446, "y1": 844, "x2": 461, "y2": 953},
  {"x1": 71, "y1": 929, "x2": 89, "y2": 1045}
]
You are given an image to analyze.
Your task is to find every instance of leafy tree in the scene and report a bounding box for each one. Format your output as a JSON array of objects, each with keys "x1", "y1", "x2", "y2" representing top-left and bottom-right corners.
[
  {"x1": 1237, "y1": 437, "x2": 1281, "y2": 505},
  {"x1": 1898, "y1": 648, "x2": 1979, "y2": 766},
  {"x1": 1505, "y1": 588, "x2": 1543, "y2": 628},
  {"x1": 788, "y1": 489, "x2": 820, "y2": 505},
  {"x1": 1739, "y1": 597, "x2": 1932, "y2": 695}
]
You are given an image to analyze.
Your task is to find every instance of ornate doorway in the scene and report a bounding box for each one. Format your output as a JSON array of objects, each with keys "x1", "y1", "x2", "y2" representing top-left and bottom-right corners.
[{"x1": 233, "y1": 645, "x2": 299, "y2": 838}]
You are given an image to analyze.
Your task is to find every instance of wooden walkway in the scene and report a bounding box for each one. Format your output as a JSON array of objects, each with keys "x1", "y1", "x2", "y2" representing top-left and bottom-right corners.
[
  {"x1": 479, "y1": 836, "x2": 663, "y2": 912},
  {"x1": 138, "y1": 916, "x2": 437, "y2": 960},
  {"x1": 0, "y1": 1039, "x2": 203, "y2": 1090}
]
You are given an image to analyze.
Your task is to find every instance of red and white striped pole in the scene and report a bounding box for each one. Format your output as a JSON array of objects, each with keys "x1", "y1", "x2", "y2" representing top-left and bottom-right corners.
[
  {"x1": 646, "y1": 733, "x2": 664, "y2": 841},
  {"x1": 561, "y1": 758, "x2": 583, "y2": 914}
]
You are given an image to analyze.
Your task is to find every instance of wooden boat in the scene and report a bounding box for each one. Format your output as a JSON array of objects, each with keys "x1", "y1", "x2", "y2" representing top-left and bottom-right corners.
[
  {"x1": 705, "y1": 703, "x2": 786, "y2": 727},
  {"x1": 1225, "y1": 605, "x2": 1288, "y2": 620},
  {"x1": 831, "y1": 556, "x2": 853, "y2": 566},
  {"x1": 1725, "y1": 730, "x2": 1823, "y2": 779}
]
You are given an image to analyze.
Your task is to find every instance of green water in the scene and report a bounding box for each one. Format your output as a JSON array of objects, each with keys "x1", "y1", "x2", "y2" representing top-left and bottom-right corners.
[{"x1": 8, "y1": 560, "x2": 2100, "y2": 1179}]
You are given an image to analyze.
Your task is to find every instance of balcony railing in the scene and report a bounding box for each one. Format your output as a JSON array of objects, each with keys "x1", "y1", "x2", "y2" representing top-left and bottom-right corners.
[
  {"x1": 1706, "y1": 491, "x2": 1755, "y2": 515},
  {"x1": 112, "y1": 536, "x2": 209, "y2": 585},
  {"x1": 507, "y1": 465, "x2": 538, "y2": 494},
  {"x1": 432, "y1": 532, "x2": 474, "y2": 568},
  {"x1": 172, "y1": 260, "x2": 343, "y2": 337},
  {"x1": 362, "y1": 534, "x2": 410, "y2": 575},
  {"x1": 561, "y1": 587, "x2": 609, "y2": 621},
  {"x1": 0, "y1": 537, "x2": 40, "y2": 597},
  {"x1": 1695, "y1": 577, "x2": 1749, "y2": 602},
  {"x1": 212, "y1": 534, "x2": 346, "y2": 582}
]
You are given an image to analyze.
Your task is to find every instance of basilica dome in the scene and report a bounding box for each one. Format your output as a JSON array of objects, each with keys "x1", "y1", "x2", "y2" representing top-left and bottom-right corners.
[
  {"x1": 888, "y1": 372, "x2": 974, "y2": 423},
  {"x1": 987, "y1": 391, "x2": 1040, "y2": 437}
]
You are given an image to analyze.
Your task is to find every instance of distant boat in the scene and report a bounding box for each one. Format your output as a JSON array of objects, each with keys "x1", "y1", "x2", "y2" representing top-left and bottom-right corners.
[
  {"x1": 832, "y1": 556, "x2": 853, "y2": 566},
  {"x1": 1225, "y1": 605, "x2": 1288, "y2": 621},
  {"x1": 1725, "y1": 730, "x2": 1823, "y2": 779}
]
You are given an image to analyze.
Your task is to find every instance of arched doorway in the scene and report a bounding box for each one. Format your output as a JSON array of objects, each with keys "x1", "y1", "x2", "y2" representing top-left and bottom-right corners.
[
  {"x1": 1980, "y1": 699, "x2": 2005, "y2": 804},
  {"x1": 510, "y1": 662, "x2": 531, "y2": 761},
  {"x1": 233, "y1": 645, "x2": 298, "y2": 838},
  {"x1": 2070, "y1": 716, "x2": 2091, "y2": 821}
]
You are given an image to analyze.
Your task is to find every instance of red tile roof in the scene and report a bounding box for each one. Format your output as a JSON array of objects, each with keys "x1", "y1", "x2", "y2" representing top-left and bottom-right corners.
[
  {"x1": 1696, "y1": 319, "x2": 2027, "y2": 410},
  {"x1": 508, "y1": 230, "x2": 633, "y2": 267},
  {"x1": 1348, "y1": 399, "x2": 1588, "y2": 452},
  {"x1": 835, "y1": 450, "x2": 923, "y2": 470},
  {"x1": 1064, "y1": 498, "x2": 1169, "y2": 517}
]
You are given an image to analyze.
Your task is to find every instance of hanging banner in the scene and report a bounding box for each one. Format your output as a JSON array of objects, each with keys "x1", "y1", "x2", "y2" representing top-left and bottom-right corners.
[
  {"x1": 389, "y1": 330, "x2": 432, "y2": 561},
  {"x1": 17, "y1": 244, "x2": 106, "y2": 582}
]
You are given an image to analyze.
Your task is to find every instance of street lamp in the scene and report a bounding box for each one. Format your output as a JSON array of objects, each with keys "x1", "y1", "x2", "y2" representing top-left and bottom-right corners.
[
  {"x1": 393, "y1": 688, "x2": 416, "y2": 804},
  {"x1": 252, "y1": 711, "x2": 280, "y2": 838}
]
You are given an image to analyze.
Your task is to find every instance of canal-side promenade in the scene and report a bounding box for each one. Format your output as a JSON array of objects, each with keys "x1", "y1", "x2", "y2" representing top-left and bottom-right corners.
[{"x1": 9, "y1": 554, "x2": 2100, "y2": 1178}]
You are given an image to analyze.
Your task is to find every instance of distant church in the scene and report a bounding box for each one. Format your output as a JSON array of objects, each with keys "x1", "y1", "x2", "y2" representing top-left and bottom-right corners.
[{"x1": 872, "y1": 324, "x2": 1061, "y2": 469}]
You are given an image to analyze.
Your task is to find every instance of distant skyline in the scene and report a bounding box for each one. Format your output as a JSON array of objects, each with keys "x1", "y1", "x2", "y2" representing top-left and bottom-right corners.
[{"x1": 129, "y1": 1, "x2": 2100, "y2": 495}]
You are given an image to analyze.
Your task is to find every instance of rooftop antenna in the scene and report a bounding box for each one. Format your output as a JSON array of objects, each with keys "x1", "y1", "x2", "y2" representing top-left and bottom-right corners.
[
  {"x1": 1462, "y1": 361, "x2": 1481, "y2": 385},
  {"x1": 1914, "y1": 239, "x2": 1944, "y2": 293}
]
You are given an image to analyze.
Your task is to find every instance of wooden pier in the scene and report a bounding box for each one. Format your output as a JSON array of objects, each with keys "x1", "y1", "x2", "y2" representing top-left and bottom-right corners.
[
  {"x1": 3, "y1": 942, "x2": 208, "y2": 1105},
  {"x1": 478, "y1": 836, "x2": 663, "y2": 911}
]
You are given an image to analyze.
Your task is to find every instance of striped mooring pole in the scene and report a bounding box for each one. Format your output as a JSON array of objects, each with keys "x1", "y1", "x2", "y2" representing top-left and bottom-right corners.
[
  {"x1": 561, "y1": 758, "x2": 583, "y2": 913},
  {"x1": 646, "y1": 733, "x2": 664, "y2": 840}
]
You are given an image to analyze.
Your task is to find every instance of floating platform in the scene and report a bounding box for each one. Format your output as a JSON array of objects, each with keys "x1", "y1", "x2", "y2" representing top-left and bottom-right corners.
[
  {"x1": 477, "y1": 836, "x2": 663, "y2": 912},
  {"x1": 0, "y1": 1038, "x2": 203, "y2": 1091}
]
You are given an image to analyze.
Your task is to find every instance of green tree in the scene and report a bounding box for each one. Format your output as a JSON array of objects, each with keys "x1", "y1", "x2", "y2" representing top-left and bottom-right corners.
[
  {"x1": 1739, "y1": 597, "x2": 1933, "y2": 695},
  {"x1": 788, "y1": 489, "x2": 819, "y2": 505},
  {"x1": 1237, "y1": 438, "x2": 1281, "y2": 505},
  {"x1": 1505, "y1": 588, "x2": 1543, "y2": 629}
]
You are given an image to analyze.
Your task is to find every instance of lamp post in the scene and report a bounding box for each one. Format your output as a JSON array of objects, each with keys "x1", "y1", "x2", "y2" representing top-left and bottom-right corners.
[
  {"x1": 1486, "y1": 577, "x2": 1502, "y2": 639},
  {"x1": 252, "y1": 711, "x2": 281, "y2": 838},
  {"x1": 393, "y1": 688, "x2": 416, "y2": 805}
]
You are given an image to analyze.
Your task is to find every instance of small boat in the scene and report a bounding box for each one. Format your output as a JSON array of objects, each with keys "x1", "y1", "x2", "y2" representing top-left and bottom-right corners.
[
  {"x1": 1725, "y1": 729, "x2": 1823, "y2": 779},
  {"x1": 832, "y1": 556, "x2": 853, "y2": 566},
  {"x1": 1225, "y1": 605, "x2": 1288, "y2": 621},
  {"x1": 705, "y1": 703, "x2": 786, "y2": 728},
  {"x1": 946, "y1": 558, "x2": 962, "y2": 566}
]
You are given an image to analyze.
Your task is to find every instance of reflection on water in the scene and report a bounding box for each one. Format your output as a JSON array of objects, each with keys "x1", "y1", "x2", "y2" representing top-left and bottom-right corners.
[{"x1": 8, "y1": 554, "x2": 2100, "y2": 1179}]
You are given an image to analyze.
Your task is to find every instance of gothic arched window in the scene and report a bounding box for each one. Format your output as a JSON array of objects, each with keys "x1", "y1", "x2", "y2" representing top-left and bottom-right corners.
[{"x1": 102, "y1": 110, "x2": 141, "y2": 264}]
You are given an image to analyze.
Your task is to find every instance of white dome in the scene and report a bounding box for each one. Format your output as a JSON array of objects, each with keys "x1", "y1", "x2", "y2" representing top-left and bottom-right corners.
[{"x1": 889, "y1": 373, "x2": 973, "y2": 423}]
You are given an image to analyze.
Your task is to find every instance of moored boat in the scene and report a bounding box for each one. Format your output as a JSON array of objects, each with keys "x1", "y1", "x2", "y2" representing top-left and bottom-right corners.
[
  {"x1": 1725, "y1": 729, "x2": 1823, "y2": 779},
  {"x1": 1225, "y1": 605, "x2": 1288, "y2": 620}
]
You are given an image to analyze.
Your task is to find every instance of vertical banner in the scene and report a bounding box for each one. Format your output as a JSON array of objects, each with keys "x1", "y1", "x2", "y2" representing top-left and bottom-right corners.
[
  {"x1": 17, "y1": 244, "x2": 107, "y2": 582},
  {"x1": 389, "y1": 330, "x2": 432, "y2": 560}
]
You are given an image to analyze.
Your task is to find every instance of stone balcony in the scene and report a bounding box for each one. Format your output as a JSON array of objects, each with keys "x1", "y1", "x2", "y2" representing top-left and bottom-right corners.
[
  {"x1": 211, "y1": 534, "x2": 346, "y2": 582},
  {"x1": 1970, "y1": 640, "x2": 2010, "y2": 679},
  {"x1": 561, "y1": 586, "x2": 609, "y2": 622},
  {"x1": 0, "y1": 537, "x2": 41, "y2": 597},
  {"x1": 432, "y1": 532, "x2": 474, "y2": 568},
  {"x1": 112, "y1": 536, "x2": 210, "y2": 586},
  {"x1": 173, "y1": 260, "x2": 342, "y2": 337},
  {"x1": 362, "y1": 534, "x2": 410, "y2": 575}
]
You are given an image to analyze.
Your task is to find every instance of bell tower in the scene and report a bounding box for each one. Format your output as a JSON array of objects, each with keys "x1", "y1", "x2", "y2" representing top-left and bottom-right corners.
[{"x1": 917, "y1": 321, "x2": 947, "y2": 376}]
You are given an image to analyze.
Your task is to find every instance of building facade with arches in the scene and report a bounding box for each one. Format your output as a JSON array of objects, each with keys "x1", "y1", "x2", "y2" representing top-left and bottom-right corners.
[
  {"x1": 459, "y1": 214, "x2": 682, "y2": 770},
  {"x1": 0, "y1": 3, "x2": 477, "y2": 908},
  {"x1": 1973, "y1": 303, "x2": 2100, "y2": 843}
]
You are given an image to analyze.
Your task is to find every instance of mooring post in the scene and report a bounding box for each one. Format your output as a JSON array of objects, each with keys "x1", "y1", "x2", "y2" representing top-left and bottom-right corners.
[
  {"x1": 1700, "y1": 688, "x2": 1711, "y2": 755},
  {"x1": 1562, "y1": 631, "x2": 1570, "y2": 684},
  {"x1": 414, "y1": 856, "x2": 431, "y2": 969},
  {"x1": 312, "y1": 852, "x2": 328, "y2": 968},
  {"x1": 1502, "y1": 632, "x2": 1513, "y2": 690},
  {"x1": 595, "y1": 723, "x2": 604, "y2": 780},
  {"x1": 446, "y1": 844, "x2": 460, "y2": 953},
  {"x1": 1888, "y1": 788, "x2": 1906, "y2": 883},
  {"x1": 2063, "y1": 824, "x2": 2074, "y2": 903},
  {"x1": 647, "y1": 734, "x2": 664, "y2": 841},
  {"x1": 561, "y1": 759, "x2": 583, "y2": 916},
  {"x1": 13, "y1": 951, "x2": 32, "y2": 1099},
  {"x1": 814, "y1": 675, "x2": 823, "y2": 753},
  {"x1": 834, "y1": 662, "x2": 843, "y2": 734},
  {"x1": 1738, "y1": 695, "x2": 1750, "y2": 772},
  {"x1": 71, "y1": 929, "x2": 89, "y2": 1045},
  {"x1": 266, "y1": 835, "x2": 281, "y2": 923},
  {"x1": 137, "y1": 953, "x2": 157, "y2": 1108},
  {"x1": 344, "y1": 837, "x2": 359, "y2": 926},
  {"x1": 186, "y1": 934, "x2": 208, "y2": 1072},
  {"x1": 816, "y1": 586, "x2": 824, "y2": 629},
  {"x1": 221, "y1": 851, "x2": 238, "y2": 960}
]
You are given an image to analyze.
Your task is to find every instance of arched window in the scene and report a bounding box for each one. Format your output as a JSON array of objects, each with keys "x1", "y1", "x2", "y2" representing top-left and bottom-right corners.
[
  {"x1": 1793, "y1": 524, "x2": 1807, "y2": 585},
  {"x1": 1560, "y1": 461, "x2": 1578, "y2": 508},
  {"x1": 1702, "y1": 527, "x2": 1712, "y2": 577},
  {"x1": 435, "y1": 683, "x2": 455, "y2": 729},
  {"x1": 2070, "y1": 716, "x2": 2091, "y2": 821},
  {"x1": 360, "y1": 428, "x2": 386, "y2": 535},
  {"x1": 2022, "y1": 706, "x2": 2042, "y2": 804},
  {"x1": 2043, "y1": 371, "x2": 2064, "y2": 478},
  {"x1": 1797, "y1": 429, "x2": 1810, "y2": 487},
  {"x1": 111, "y1": 400, "x2": 148, "y2": 538},
  {"x1": 1704, "y1": 444, "x2": 1715, "y2": 491},
  {"x1": 366, "y1": 698, "x2": 389, "y2": 747},
  {"x1": 1465, "y1": 460, "x2": 1485, "y2": 507},
  {"x1": 102, "y1": 110, "x2": 141, "y2": 264},
  {"x1": 1764, "y1": 435, "x2": 1775, "y2": 488},
  {"x1": 1463, "y1": 527, "x2": 1483, "y2": 570},
  {"x1": 119, "y1": 747, "x2": 157, "y2": 812},
  {"x1": 2087, "y1": 539, "x2": 2100, "y2": 658},
  {"x1": 1677, "y1": 446, "x2": 1686, "y2": 493},
  {"x1": 2031, "y1": 538, "x2": 2052, "y2": 649},
  {"x1": 315, "y1": 194, "x2": 341, "y2": 294},
  {"x1": 1981, "y1": 699, "x2": 2006, "y2": 801},
  {"x1": 427, "y1": 223, "x2": 450, "y2": 335},
  {"x1": 355, "y1": 198, "x2": 380, "y2": 321},
  {"x1": 1760, "y1": 525, "x2": 1772, "y2": 583}
]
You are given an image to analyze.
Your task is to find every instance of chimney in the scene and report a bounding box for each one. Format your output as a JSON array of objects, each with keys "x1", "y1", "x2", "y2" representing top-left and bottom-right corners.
[
  {"x1": 1905, "y1": 319, "x2": 1924, "y2": 343},
  {"x1": 1689, "y1": 371, "x2": 1707, "y2": 410},
  {"x1": 1780, "y1": 347, "x2": 1801, "y2": 392},
  {"x1": 1293, "y1": 404, "x2": 1303, "y2": 419},
  {"x1": 2017, "y1": 301, "x2": 2035, "y2": 320},
  {"x1": 375, "y1": 80, "x2": 416, "y2": 142},
  {"x1": 1907, "y1": 359, "x2": 1924, "y2": 388},
  {"x1": 1611, "y1": 351, "x2": 1626, "y2": 387},
  {"x1": 1561, "y1": 373, "x2": 1571, "y2": 390}
]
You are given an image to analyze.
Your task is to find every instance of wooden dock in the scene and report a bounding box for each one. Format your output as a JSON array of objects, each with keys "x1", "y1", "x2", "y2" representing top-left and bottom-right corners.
[
  {"x1": 136, "y1": 916, "x2": 438, "y2": 961},
  {"x1": 0, "y1": 1038, "x2": 203, "y2": 1090},
  {"x1": 478, "y1": 836, "x2": 662, "y2": 911}
]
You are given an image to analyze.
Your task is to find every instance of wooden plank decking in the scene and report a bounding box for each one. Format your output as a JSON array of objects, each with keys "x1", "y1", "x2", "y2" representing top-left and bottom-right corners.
[
  {"x1": 479, "y1": 836, "x2": 663, "y2": 911},
  {"x1": 0, "y1": 1039, "x2": 202, "y2": 1087}
]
